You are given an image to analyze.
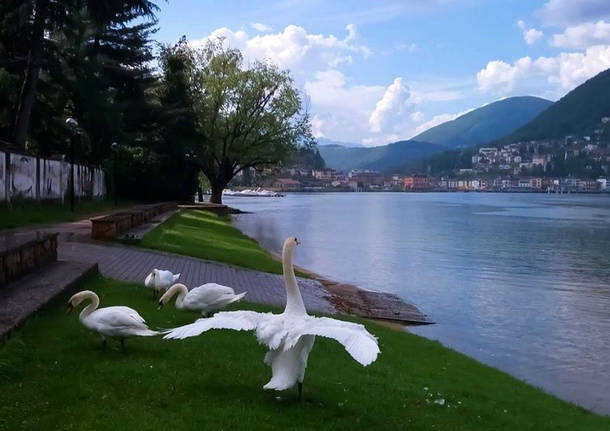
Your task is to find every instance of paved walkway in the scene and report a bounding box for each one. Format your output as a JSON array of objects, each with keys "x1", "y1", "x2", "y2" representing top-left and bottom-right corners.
[{"x1": 58, "y1": 241, "x2": 335, "y2": 314}]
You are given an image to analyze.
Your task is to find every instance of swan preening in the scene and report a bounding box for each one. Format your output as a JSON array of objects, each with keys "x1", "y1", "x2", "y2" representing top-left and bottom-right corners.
[
  {"x1": 165, "y1": 237, "x2": 380, "y2": 399},
  {"x1": 158, "y1": 283, "x2": 247, "y2": 316},
  {"x1": 145, "y1": 269, "x2": 180, "y2": 298},
  {"x1": 67, "y1": 290, "x2": 159, "y2": 350}
]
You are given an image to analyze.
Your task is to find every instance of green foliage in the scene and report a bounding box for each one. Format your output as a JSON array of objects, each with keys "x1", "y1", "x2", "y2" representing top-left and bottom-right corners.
[
  {"x1": 140, "y1": 209, "x2": 285, "y2": 274},
  {"x1": 319, "y1": 140, "x2": 444, "y2": 173},
  {"x1": 413, "y1": 96, "x2": 553, "y2": 148},
  {"x1": 504, "y1": 69, "x2": 610, "y2": 142},
  {"x1": 182, "y1": 39, "x2": 315, "y2": 203},
  {"x1": 291, "y1": 146, "x2": 326, "y2": 170},
  {"x1": 400, "y1": 148, "x2": 473, "y2": 175},
  {"x1": 0, "y1": 274, "x2": 607, "y2": 430}
]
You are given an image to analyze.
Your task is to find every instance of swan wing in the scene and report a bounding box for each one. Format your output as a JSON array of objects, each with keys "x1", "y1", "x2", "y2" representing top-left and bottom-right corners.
[
  {"x1": 197, "y1": 283, "x2": 235, "y2": 296},
  {"x1": 163, "y1": 310, "x2": 272, "y2": 339},
  {"x1": 293, "y1": 317, "x2": 380, "y2": 366},
  {"x1": 187, "y1": 284, "x2": 232, "y2": 304},
  {"x1": 90, "y1": 306, "x2": 148, "y2": 329}
]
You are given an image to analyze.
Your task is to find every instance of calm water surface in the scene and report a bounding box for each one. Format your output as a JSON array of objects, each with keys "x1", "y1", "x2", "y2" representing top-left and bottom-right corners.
[{"x1": 227, "y1": 192, "x2": 610, "y2": 414}]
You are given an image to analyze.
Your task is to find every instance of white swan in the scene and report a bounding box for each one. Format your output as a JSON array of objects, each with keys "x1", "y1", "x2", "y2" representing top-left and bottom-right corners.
[
  {"x1": 144, "y1": 269, "x2": 180, "y2": 298},
  {"x1": 67, "y1": 290, "x2": 159, "y2": 350},
  {"x1": 164, "y1": 237, "x2": 380, "y2": 399},
  {"x1": 158, "y1": 283, "x2": 247, "y2": 316}
]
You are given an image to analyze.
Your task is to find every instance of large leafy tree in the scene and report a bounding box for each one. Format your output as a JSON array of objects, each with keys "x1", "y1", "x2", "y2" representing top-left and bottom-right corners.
[{"x1": 190, "y1": 40, "x2": 315, "y2": 204}]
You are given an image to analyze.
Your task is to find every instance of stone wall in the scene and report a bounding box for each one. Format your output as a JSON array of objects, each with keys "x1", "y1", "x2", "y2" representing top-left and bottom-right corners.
[{"x1": 0, "y1": 232, "x2": 58, "y2": 286}]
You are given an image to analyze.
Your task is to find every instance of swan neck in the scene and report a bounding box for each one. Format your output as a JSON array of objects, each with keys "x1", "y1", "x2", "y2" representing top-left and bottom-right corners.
[
  {"x1": 282, "y1": 244, "x2": 306, "y2": 315},
  {"x1": 79, "y1": 292, "x2": 99, "y2": 320},
  {"x1": 174, "y1": 284, "x2": 188, "y2": 307},
  {"x1": 164, "y1": 284, "x2": 188, "y2": 307}
]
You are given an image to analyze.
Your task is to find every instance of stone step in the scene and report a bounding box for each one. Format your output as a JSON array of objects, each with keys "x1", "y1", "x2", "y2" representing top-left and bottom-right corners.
[{"x1": 0, "y1": 260, "x2": 98, "y2": 340}]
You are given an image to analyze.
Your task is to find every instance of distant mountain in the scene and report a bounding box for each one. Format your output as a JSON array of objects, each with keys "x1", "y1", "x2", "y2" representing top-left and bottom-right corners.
[
  {"x1": 412, "y1": 96, "x2": 553, "y2": 148},
  {"x1": 317, "y1": 137, "x2": 362, "y2": 147},
  {"x1": 318, "y1": 140, "x2": 445, "y2": 172},
  {"x1": 501, "y1": 68, "x2": 610, "y2": 142}
]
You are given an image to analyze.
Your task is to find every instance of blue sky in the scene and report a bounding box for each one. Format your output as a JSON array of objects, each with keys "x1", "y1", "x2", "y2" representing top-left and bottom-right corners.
[{"x1": 155, "y1": 0, "x2": 610, "y2": 146}]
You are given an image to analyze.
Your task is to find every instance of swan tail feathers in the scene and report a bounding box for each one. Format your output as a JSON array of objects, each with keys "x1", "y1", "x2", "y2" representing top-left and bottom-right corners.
[
  {"x1": 229, "y1": 291, "x2": 247, "y2": 303},
  {"x1": 134, "y1": 329, "x2": 161, "y2": 337}
]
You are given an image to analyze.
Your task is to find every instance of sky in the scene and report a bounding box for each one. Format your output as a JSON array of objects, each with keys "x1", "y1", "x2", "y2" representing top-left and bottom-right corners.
[{"x1": 155, "y1": 0, "x2": 610, "y2": 146}]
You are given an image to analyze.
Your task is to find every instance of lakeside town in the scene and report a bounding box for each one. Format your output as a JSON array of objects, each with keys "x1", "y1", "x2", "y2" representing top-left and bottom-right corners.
[
  {"x1": 251, "y1": 118, "x2": 610, "y2": 194},
  {"x1": 266, "y1": 168, "x2": 608, "y2": 193}
]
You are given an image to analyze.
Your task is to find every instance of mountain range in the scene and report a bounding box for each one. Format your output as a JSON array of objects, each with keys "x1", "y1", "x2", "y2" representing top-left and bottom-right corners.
[
  {"x1": 499, "y1": 68, "x2": 610, "y2": 143},
  {"x1": 319, "y1": 96, "x2": 553, "y2": 172},
  {"x1": 411, "y1": 96, "x2": 553, "y2": 148},
  {"x1": 318, "y1": 67, "x2": 610, "y2": 173},
  {"x1": 318, "y1": 140, "x2": 444, "y2": 172}
]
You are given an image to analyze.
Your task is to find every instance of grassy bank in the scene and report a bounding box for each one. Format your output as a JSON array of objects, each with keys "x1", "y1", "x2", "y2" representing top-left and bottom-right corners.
[
  {"x1": 140, "y1": 209, "x2": 285, "y2": 274},
  {"x1": 0, "y1": 275, "x2": 607, "y2": 430},
  {"x1": 0, "y1": 199, "x2": 129, "y2": 231}
]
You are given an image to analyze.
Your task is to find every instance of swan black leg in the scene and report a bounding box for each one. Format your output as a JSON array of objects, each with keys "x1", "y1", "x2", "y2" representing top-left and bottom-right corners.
[
  {"x1": 298, "y1": 382, "x2": 303, "y2": 401},
  {"x1": 102, "y1": 339, "x2": 107, "y2": 351},
  {"x1": 120, "y1": 338, "x2": 125, "y2": 352}
]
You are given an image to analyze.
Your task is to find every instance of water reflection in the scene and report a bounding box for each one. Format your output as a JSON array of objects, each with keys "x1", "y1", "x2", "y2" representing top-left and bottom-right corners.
[{"x1": 228, "y1": 192, "x2": 610, "y2": 414}]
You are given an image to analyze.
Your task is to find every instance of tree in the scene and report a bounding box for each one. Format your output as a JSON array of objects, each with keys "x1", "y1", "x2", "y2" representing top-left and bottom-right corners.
[
  {"x1": 4, "y1": 0, "x2": 159, "y2": 151},
  {"x1": 191, "y1": 40, "x2": 314, "y2": 204}
]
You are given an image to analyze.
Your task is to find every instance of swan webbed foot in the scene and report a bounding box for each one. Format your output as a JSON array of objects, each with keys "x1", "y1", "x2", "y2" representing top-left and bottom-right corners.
[{"x1": 298, "y1": 382, "x2": 303, "y2": 401}]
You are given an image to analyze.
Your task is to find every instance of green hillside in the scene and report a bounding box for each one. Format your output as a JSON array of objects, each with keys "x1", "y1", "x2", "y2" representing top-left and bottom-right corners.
[
  {"x1": 502, "y1": 68, "x2": 610, "y2": 142},
  {"x1": 319, "y1": 140, "x2": 445, "y2": 172},
  {"x1": 412, "y1": 96, "x2": 553, "y2": 148}
]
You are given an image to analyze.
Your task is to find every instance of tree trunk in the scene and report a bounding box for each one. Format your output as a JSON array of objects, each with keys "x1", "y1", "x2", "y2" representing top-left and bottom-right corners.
[
  {"x1": 210, "y1": 182, "x2": 225, "y2": 204},
  {"x1": 13, "y1": 0, "x2": 48, "y2": 148}
]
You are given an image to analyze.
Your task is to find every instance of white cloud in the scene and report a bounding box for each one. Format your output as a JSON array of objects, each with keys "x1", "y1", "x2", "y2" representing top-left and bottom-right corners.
[
  {"x1": 538, "y1": 0, "x2": 610, "y2": 26},
  {"x1": 410, "y1": 89, "x2": 463, "y2": 103},
  {"x1": 517, "y1": 20, "x2": 543, "y2": 45},
  {"x1": 369, "y1": 78, "x2": 413, "y2": 133},
  {"x1": 477, "y1": 45, "x2": 610, "y2": 98},
  {"x1": 305, "y1": 71, "x2": 443, "y2": 146},
  {"x1": 192, "y1": 24, "x2": 371, "y2": 78},
  {"x1": 190, "y1": 23, "x2": 461, "y2": 147},
  {"x1": 250, "y1": 22, "x2": 273, "y2": 32},
  {"x1": 304, "y1": 70, "x2": 384, "y2": 144},
  {"x1": 551, "y1": 20, "x2": 610, "y2": 49}
]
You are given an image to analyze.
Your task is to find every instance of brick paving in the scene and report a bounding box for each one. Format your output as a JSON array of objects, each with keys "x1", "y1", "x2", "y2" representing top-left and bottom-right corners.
[{"x1": 58, "y1": 241, "x2": 335, "y2": 314}]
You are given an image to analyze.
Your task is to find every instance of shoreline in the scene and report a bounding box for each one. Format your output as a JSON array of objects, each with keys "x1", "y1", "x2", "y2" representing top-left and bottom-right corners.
[{"x1": 266, "y1": 244, "x2": 433, "y2": 326}]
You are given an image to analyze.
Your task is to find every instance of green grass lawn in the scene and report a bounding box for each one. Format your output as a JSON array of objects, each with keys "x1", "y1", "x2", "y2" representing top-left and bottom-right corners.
[
  {"x1": 0, "y1": 199, "x2": 130, "y2": 231},
  {"x1": 140, "y1": 209, "x2": 286, "y2": 275},
  {"x1": 0, "y1": 275, "x2": 607, "y2": 430}
]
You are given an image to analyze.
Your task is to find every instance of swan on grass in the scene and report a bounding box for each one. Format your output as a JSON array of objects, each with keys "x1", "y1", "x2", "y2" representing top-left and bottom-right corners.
[
  {"x1": 67, "y1": 290, "x2": 159, "y2": 350},
  {"x1": 158, "y1": 283, "x2": 246, "y2": 316},
  {"x1": 144, "y1": 269, "x2": 180, "y2": 298},
  {"x1": 164, "y1": 237, "x2": 380, "y2": 399}
]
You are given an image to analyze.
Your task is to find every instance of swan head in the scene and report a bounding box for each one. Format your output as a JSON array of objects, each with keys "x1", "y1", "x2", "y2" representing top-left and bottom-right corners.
[
  {"x1": 67, "y1": 290, "x2": 96, "y2": 312},
  {"x1": 283, "y1": 236, "x2": 300, "y2": 252}
]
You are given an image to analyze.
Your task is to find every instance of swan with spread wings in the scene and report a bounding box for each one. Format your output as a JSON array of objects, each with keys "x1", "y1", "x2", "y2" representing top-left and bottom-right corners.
[{"x1": 164, "y1": 237, "x2": 380, "y2": 399}]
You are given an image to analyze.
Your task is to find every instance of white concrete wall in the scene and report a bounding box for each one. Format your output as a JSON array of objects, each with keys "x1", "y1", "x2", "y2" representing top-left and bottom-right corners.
[{"x1": 0, "y1": 150, "x2": 105, "y2": 202}]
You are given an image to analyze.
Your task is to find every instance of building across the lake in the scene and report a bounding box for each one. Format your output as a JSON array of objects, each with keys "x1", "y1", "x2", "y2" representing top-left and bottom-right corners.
[{"x1": 273, "y1": 178, "x2": 301, "y2": 191}]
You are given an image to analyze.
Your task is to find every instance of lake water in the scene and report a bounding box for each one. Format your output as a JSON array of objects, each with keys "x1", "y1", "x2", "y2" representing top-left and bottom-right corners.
[{"x1": 226, "y1": 192, "x2": 610, "y2": 415}]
